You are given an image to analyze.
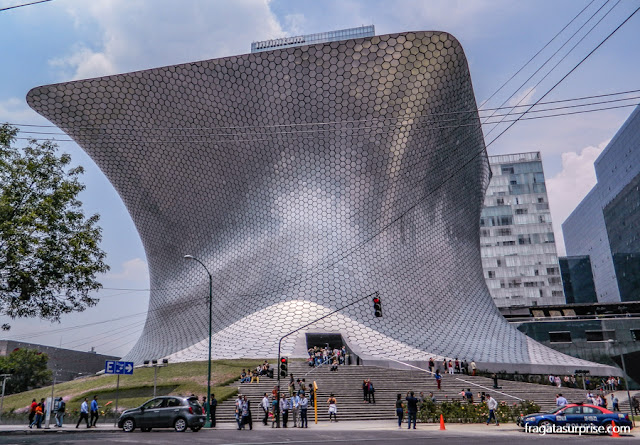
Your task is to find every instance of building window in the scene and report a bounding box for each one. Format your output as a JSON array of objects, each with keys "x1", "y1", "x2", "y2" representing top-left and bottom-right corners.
[
  {"x1": 496, "y1": 228, "x2": 511, "y2": 236},
  {"x1": 480, "y1": 229, "x2": 490, "y2": 237},
  {"x1": 539, "y1": 215, "x2": 546, "y2": 223},
  {"x1": 488, "y1": 271, "x2": 495, "y2": 279},
  {"x1": 501, "y1": 166, "x2": 514, "y2": 174},
  {"x1": 631, "y1": 329, "x2": 640, "y2": 341},
  {"x1": 548, "y1": 277, "x2": 561, "y2": 285},
  {"x1": 497, "y1": 259, "x2": 502, "y2": 267},
  {"x1": 510, "y1": 180, "x2": 517, "y2": 185},
  {"x1": 497, "y1": 198, "x2": 504, "y2": 205},
  {"x1": 538, "y1": 197, "x2": 544, "y2": 203},
  {"x1": 546, "y1": 267, "x2": 558, "y2": 275},
  {"x1": 549, "y1": 331, "x2": 572, "y2": 343},
  {"x1": 585, "y1": 330, "x2": 616, "y2": 342},
  {"x1": 552, "y1": 290, "x2": 564, "y2": 297},
  {"x1": 534, "y1": 269, "x2": 539, "y2": 276},
  {"x1": 515, "y1": 208, "x2": 528, "y2": 215}
]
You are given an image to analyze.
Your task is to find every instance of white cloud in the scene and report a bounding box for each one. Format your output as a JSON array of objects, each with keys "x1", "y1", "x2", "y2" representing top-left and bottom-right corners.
[
  {"x1": 507, "y1": 86, "x2": 536, "y2": 108},
  {"x1": 284, "y1": 13, "x2": 306, "y2": 35},
  {"x1": 547, "y1": 141, "x2": 608, "y2": 255},
  {"x1": 54, "y1": 0, "x2": 284, "y2": 80},
  {"x1": 106, "y1": 257, "x2": 149, "y2": 284},
  {"x1": 0, "y1": 97, "x2": 41, "y2": 123}
]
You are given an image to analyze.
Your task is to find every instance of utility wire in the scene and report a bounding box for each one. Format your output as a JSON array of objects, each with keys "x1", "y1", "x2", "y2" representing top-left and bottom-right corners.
[
  {"x1": 482, "y1": 0, "x2": 617, "y2": 138},
  {"x1": 477, "y1": 0, "x2": 598, "y2": 109},
  {"x1": 8, "y1": 87, "x2": 640, "y2": 134},
  {"x1": 13, "y1": 101, "x2": 639, "y2": 144},
  {"x1": 487, "y1": 3, "x2": 640, "y2": 147},
  {"x1": 0, "y1": 0, "x2": 52, "y2": 12},
  {"x1": 16, "y1": 94, "x2": 640, "y2": 139}
]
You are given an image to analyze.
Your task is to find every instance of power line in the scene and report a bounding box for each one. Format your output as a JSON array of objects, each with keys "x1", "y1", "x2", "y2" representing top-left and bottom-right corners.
[
  {"x1": 13, "y1": 101, "x2": 639, "y2": 144},
  {"x1": 15, "y1": 93, "x2": 640, "y2": 140},
  {"x1": 8, "y1": 87, "x2": 640, "y2": 135},
  {"x1": 478, "y1": 0, "x2": 599, "y2": 109},
  {"x1": 0, "y1": 0, "x2": 53, "y2": 12},
  {"x1": 482, "y1": 0, "x2": 618, "y2": 138},
  {"x1": 487, "y1": 3, "x2": 640, "y2": 147}
]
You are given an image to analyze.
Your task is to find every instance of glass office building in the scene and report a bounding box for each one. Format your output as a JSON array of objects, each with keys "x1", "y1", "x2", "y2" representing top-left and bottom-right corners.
[
  {"x1": 481, "y1": 152, "x2": 564, "y2": 307},
  {"x1": 251, "y1": 25, "x2": 375, "y2": 53},
  {"x1": 559, "y1": 255, "x2": 597, "y2": 304},
  {"x1": 563, "y1": 106, "x2": 640, "y2": 302}
]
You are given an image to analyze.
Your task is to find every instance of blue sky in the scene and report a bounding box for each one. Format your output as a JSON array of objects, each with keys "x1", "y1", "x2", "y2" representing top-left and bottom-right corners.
[{"x1": 1, "y1": 0, "x2": 639, "y2": 357}]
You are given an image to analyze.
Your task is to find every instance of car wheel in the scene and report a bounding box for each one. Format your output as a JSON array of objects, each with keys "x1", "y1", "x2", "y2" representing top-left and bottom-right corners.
[
  {"x1": 602, "y1": 421, "x2": 613, "y2": 435},
  {"x1": 174, "y1": 418, "x2": 187, "y2": 432},
  {"x1": 538, "y1": 420, "x2": 552, "y2": 431},
  {"x1": 140, "y1": 427, "x2": 151, "y2": 432},
  {"x1": 191, "y1": 426, "x2": 201, "y2": 432},
  {"x1": 122, "y1": 418, "x2": 136, "y2": 433}
]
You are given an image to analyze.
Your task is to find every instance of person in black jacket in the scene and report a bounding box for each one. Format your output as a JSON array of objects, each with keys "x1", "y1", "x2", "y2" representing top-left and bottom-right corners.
[
  {"x1": 210, "y1": 393, "x2": 218, "y2": 427},
  {"x1": 362, "y1": 380, "x2": 369, "y2": 403},
  {"x1": 405, "y1": 391, "x2": 419, "y2": 429}
]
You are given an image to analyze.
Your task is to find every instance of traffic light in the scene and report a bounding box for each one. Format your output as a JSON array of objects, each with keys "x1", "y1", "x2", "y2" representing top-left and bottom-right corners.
[
  {"x1": 280, "y1": 357, "x2": 288, "y2": 377},
  {"x1": 372, "y1": 295, "x2": 382, "y2": 317}
]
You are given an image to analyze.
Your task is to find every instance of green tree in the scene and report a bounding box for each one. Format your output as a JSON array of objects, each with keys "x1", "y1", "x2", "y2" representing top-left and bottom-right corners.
[
  {"x1": 0, "y1": 348, "x2": 52, "y2": 394},
  {"x1": 0, "y1": 124, "x2": 109, "y2": 328}
]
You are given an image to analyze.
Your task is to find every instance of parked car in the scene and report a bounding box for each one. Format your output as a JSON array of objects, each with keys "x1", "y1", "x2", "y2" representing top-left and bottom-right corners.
[
  {"x1": 117, "y1": 396, "x2": 205, "y2": 432},
  {"x1": 518, "y1": 403, "x2": 633, "y2": 434}
]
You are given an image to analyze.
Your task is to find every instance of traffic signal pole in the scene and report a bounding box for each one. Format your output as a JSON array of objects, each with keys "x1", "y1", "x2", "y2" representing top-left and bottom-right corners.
[{"x1": 276, "y1": 291, "x2": 379, "y2": 427}]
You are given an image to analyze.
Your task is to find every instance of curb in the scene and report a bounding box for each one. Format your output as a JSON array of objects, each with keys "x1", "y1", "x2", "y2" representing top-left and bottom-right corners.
[{"x1": 0, "y1": 427, "x2": 120, "y2": 436}]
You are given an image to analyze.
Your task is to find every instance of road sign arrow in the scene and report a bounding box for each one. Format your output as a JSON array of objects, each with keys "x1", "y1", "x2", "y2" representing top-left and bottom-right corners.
[{"x1": 125, "y1": 363, "x2": 133, "y2": 373}]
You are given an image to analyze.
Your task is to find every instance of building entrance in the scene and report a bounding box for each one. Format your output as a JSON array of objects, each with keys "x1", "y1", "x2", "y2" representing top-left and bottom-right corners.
[{"x1": 305, "y1": 333, "x2": 359, "y2": 365}]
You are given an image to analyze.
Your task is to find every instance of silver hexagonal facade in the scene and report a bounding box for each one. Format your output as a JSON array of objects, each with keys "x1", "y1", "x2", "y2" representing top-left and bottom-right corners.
[{"x1": 27, "y1": 31, "x2": 615, "y2": 375}]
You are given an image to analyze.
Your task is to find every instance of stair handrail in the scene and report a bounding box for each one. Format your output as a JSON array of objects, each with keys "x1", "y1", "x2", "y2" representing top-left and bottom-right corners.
[{"x1": 384, "y1": 357, "x2": 525, "y2": 401}]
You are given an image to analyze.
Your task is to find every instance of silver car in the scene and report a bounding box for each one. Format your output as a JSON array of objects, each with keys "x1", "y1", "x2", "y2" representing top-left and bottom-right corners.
[{"x1": 118, "y1": 396, "x2": 206, "y2": 432}]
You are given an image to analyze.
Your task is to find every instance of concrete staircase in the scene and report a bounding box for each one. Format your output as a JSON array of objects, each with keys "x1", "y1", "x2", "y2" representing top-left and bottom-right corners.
[{"x1": 215, "y1": 362, "x2": 631, "y2": 422}]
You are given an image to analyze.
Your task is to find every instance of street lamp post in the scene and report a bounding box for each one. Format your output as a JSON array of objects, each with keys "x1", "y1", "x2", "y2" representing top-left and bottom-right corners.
[{"x1": 184, "y1": 254, "x2": 213, "y2": 428}]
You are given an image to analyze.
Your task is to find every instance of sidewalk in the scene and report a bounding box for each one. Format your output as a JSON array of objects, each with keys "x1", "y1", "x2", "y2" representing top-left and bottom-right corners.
[{"x1": 0, "y1": 424, "x2": 120, "y2": 435}]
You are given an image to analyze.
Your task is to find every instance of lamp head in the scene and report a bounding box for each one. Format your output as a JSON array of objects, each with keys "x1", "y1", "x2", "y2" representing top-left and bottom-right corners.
[{"x1": 184, "y1": 255, "x2": 194, "y2": 259}]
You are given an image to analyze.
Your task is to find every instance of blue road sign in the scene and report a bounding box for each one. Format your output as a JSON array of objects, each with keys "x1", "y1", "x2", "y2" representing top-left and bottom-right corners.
[{"x1": 105, "y1": 360, "x2": 134, "y2": 375}]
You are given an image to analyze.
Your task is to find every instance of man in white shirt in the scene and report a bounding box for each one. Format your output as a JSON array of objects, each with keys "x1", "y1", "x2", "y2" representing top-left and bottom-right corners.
[
  {"x1": 556, "y1": 393, "x2": 568, "y2": 406},
  {"x1": 292, "y1": 394, "x2": 300, "y2": 427},
  {"x1": 75, "y1": 398, "x2": 90, "y2": 428},
  {"x1": 486, "y1": 395, "x2": 499, "y2": 426},
  {"x1": 261, "y1": 393, "x2": 270, "y2": 426},
  {"x1": 299, "y1": 394, "x2": 309, "y2": 428}
]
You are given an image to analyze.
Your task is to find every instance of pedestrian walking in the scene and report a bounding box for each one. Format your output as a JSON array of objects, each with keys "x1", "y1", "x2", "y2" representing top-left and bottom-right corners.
[
  {"x1": 362, "y1": 379, "x2": 369, "y2": 403},
  {"x1": 76, "y1": 398, "x2": 90, "y2": 428},
  {"x1": 28, "y1": 399, "x2": 37, "y2": 427},
  {"x1": 406, "y1": 391, "x2": 418, "y2": 429},
  {"x1": 235, "y1": 395, "x2": 243, "y2": 430},
  {"x1": 327, "y1": 394, "x2": 338, "y2": 422},
  {"x1": 261, "y1": 393, "x2": 270, "y2": 426},
  {"x1": 240, "y1": 396, "x2": 252, "y2": 430},
  {"x1": 395, "y1": 394, "x2": 404, "y2": 429},
  {"x1": 471, "y1": 360, "x2": 477, "y2": 376},
  {"x1": 435, "y1": 369, "x2": 442, "y2": 390},
  {"x1": 299, "y1": 393, "x2": 308, "y2": 428},
  {"x1": 428, "y1": 357, "x2": 434, "y2": 374},
  {"x1": 448, "y1": 360, "x2": 454, "y2": 375},
  {"x1": 280, "y1": 394, "x2": 289, "y2": 428},
  {"x1": 555, "y1": 393, "x2": 567, "y2": 406},
  {"x1": 367, "y1": 379, "x2": 375, "y2": 404},
  {"x1": 55, "y1": 397, "x2": 66, "y2": 427},
  {"x1": 29, "y1": 399, "x2": 44, "y2": 429},
  {"x1": 210, "y1": 393, "x2": 218, "y2": 427},
  {"x1": 90, "y1": 395, "x2": 99, "y2": 427},
  {"x1": 612, "y1": 395, "x2": 619, "y2": 412},
  {"x1": 486, "y1": 394, "x2": 499, "y2": 426},
  {"x1": 270, "y1": 396, "x2": 279, "y2": 428}
]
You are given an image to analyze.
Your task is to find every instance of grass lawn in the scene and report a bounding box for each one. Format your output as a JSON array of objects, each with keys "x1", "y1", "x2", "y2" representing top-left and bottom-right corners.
[{"x1": 0, "y1": 359, "x2": 268, "y2": 417}]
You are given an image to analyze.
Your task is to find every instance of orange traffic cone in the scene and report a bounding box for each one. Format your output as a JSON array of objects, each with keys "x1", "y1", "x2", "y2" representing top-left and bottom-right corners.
[
  {"x1": 611, "y1": 420, "x2": 619, "y2": 438},
  {"x1": 439, "y1": 414, "x2": 446, "y2": 430}
]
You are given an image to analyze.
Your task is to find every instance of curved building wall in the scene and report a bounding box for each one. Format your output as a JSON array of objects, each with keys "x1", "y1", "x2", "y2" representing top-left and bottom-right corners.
[{"x1": 27, "y1": 31, "x2": 615, "y2": 375}]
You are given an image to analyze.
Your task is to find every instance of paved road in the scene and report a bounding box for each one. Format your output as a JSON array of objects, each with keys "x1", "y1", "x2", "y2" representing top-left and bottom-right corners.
[{"x1": 0, "y1": 421, "x2": 635, "y2": 444}]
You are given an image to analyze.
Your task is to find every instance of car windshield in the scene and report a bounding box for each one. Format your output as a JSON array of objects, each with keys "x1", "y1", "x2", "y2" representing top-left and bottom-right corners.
[{"x1": 548, "y1": 406, "x2": 566, "y2": 414}]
